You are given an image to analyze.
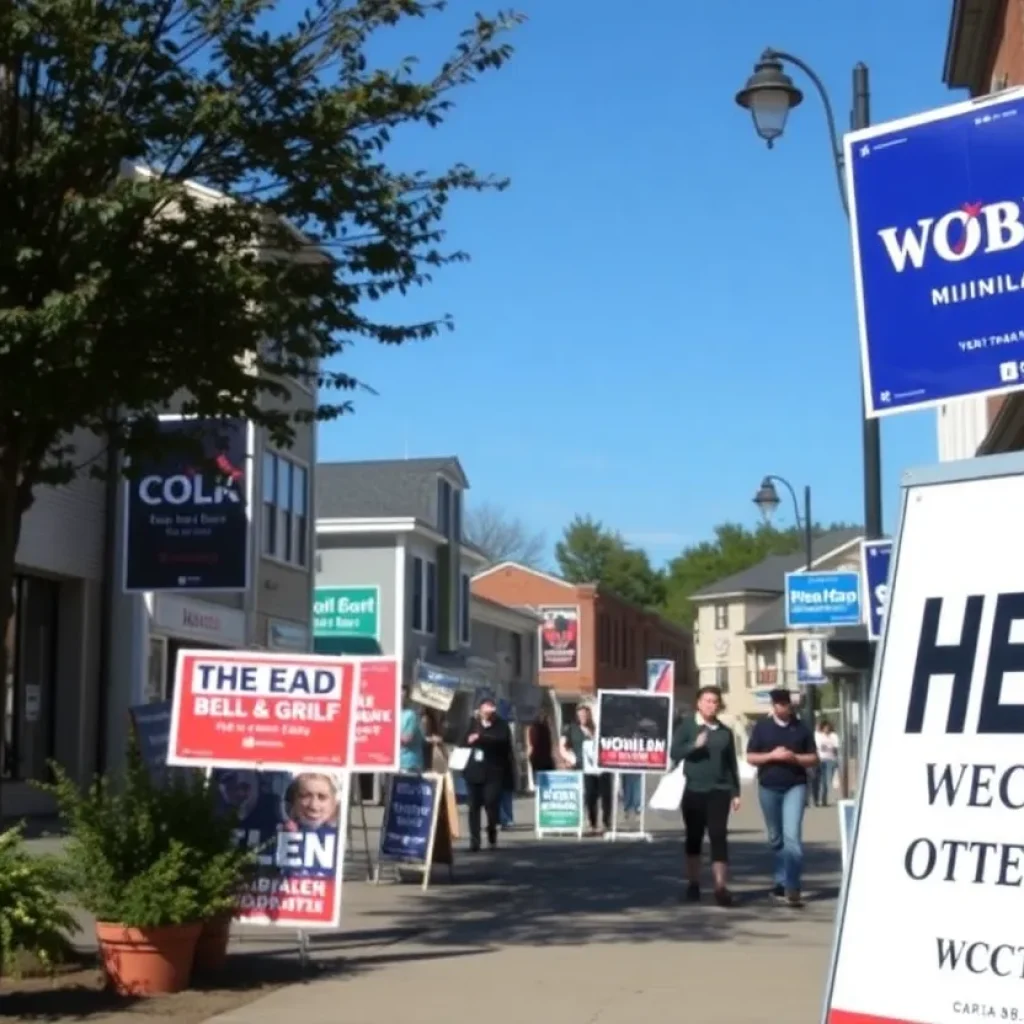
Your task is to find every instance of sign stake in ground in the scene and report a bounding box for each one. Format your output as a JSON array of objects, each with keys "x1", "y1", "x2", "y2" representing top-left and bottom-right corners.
[{"x1": 822, "y1": 450, "x2": 1024, "y2": 1024}]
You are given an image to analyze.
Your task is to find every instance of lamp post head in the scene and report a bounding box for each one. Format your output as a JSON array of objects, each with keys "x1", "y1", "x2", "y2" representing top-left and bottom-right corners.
[
  {"x1": 753, "y1": 476, "x2": 782, "y2": 523},
  {"x1": 735, "y1": 51, "x2": 804, "y2": 148}
]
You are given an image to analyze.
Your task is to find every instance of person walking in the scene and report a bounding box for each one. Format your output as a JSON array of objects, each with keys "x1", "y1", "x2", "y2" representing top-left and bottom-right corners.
[
  {"x1": 813, "y1": 720, "x2": 840, "y2": 806},
  {"x1": 526, "y1": 711, "x2": 555, "y2": 779},
  {"x1": 461, "y1": 696, "x2": 513, "y2": 852},
  {"x1": 670, "y1": 685, "x2": 741, "y2": 906},
  {"x1": 559, "y1": 702, "x2": 612, "y2": 835},
  {"x1": 746, "y1": 688, "x2": 818, "y2": 907}
]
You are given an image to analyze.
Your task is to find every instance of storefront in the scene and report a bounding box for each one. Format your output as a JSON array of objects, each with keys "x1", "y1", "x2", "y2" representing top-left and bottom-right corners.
[
  {"x1": 145, "y1": 594, "x2": 246, "y2": 702},
  {"x1": 2, "y1": 574, "x2": 61, "y2": 784}
]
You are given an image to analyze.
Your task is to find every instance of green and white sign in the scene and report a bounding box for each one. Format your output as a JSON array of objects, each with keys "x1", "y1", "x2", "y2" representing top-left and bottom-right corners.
[
  {"x1": 313, "y1": 586, "x2": 380, "y2": 639},
  {"x1": 535, "y1": 770, "x2": 584, "y2": 837}
]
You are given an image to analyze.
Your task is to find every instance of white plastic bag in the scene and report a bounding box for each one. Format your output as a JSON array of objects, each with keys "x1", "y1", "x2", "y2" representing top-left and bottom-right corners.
[
  {"x1": 448, "y1": 746, "x2": 471, "y2": 772},
  {"x1": 648, "y1": 762, "x2": 686, "y2": 811}
]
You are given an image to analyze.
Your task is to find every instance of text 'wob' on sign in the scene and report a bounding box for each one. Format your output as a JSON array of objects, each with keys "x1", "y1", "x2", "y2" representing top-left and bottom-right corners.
[{"x1": 166, "y1": 651, "x2": 356, "y2": 773}]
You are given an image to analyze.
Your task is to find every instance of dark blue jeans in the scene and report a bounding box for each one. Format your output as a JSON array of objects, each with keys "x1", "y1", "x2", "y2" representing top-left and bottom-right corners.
[
  {"x1": 620, "y1": 773, "x2": 642, "y2": 813},
  {"x1": 816, "y1": 760, "x2": 837, "y2": 805},
  {"x1": 757, "y1": 784, "x2": 807, "y2": 892}
]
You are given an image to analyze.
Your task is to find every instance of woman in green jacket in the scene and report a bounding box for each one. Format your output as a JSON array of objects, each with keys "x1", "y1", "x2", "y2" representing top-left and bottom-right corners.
[{"x1": 669, "y1": 685, "x2": 741, "y2": 906}]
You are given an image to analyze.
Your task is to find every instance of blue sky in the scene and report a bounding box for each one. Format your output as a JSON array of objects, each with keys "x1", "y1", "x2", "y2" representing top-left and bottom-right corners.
[{"x1": 316, "y1": 0, "x2": 959, "y2": 564}]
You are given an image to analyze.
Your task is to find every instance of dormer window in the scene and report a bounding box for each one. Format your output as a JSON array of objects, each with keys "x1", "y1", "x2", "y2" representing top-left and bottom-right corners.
[{"x1": 437, "y1": 477, "x2": 452, "y2": 534}]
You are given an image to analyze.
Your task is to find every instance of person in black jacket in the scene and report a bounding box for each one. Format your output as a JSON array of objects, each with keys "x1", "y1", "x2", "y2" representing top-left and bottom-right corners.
[{"x1": 461, "y1": 696, "x2": 513, "y2": 851}]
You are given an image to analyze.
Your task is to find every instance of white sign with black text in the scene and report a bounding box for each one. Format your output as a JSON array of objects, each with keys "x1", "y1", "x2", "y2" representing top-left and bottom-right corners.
[{"x1": 824, "y1": 459, "x2": 1024, "y2": 1024}]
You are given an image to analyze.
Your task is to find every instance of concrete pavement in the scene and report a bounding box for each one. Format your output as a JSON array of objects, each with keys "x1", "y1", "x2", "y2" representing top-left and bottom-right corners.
[{"x1": 205, "y1": 789, "x2": 843, "y2": 1024}]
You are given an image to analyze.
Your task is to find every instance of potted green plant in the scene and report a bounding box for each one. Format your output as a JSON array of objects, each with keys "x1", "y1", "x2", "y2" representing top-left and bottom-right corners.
[
  {"x1": 0, "y1": 824, "x2": 80, "y2": 979},
  {"x1": 45, "y1": 749, "x2": 252, "y2": 995}
]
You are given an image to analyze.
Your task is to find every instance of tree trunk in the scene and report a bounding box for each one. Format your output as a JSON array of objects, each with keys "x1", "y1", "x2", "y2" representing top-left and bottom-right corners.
[{"x1": 0, "y1": 457, "x2": 28, "y2": 828}]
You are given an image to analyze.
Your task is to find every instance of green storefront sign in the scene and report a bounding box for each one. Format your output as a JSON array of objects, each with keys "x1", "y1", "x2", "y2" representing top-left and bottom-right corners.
[{"x1": 313, "y1": 586, "x2": 380, "y2": 639}]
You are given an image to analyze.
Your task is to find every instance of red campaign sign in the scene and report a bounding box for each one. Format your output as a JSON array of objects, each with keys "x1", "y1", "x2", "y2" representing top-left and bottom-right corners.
[
  {"x1": 168, "y1": 651, "x2": 355, "y2": 772},
  {"x1": 596, "y1": 739, "x2": 669, "y2": 772},
  {"x1": 238, "y1": 874, "x2": 340, "y2": 927},
  {"x1": 352, "y1": 658, "x2": 400, "y2": 771},
  {"x1": 829, "y1": 1014, "x2": 921, "y2": 1024}
]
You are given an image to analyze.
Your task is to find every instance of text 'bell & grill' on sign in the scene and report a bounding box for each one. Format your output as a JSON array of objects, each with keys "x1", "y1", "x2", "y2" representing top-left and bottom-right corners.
[
  {"x1": 166, "y1": 651, "x2": 401, "y2": 774},
  {"x1": 823, "y1": 453, "x2": 1024, "y2": 1024},
  {"x1": 845, "y1": 88, "x2": 1024, "y2": 419}
]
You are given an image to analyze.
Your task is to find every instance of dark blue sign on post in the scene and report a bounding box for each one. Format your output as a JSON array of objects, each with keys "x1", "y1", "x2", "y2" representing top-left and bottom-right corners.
[
  {"x1": 129, "y1": 701, "x2": 173, "y2": 783},
  {"x1": 378, "y1": 773, "x2": 440, "y2": 865},
  {"x1": 123, "y1": 416, "x2": 251, "y2": 592},
  {"x1": 860, "y1": 539, "x2": 892, "y2": 642},
  {"x1": 846, "y1": 90, "x2": 1024, "y2": 417}
]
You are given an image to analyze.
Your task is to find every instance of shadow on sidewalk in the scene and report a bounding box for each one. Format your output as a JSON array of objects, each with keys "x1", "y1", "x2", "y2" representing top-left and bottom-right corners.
[{"x1": 361, "y1": 830, "x2": 841, "y2": 949}]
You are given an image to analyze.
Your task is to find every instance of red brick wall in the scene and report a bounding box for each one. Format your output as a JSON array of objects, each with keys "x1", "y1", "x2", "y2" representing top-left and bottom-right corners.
[
  {"x1": 471, "y1": 564, "x2": 696, "y2": 706},
  {"x1": 986, "y1": 0, "x2": 1024, "y2": 89}
]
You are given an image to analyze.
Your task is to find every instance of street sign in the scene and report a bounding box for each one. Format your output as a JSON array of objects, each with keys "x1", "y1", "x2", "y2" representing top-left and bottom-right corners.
[
  {"x1": 313, "y1": 586, "x2": 380, "y2": 640},
  {"x1": 860, "y1": 539, "x2": 892, "y2": 641},
  {"x1": 784, "y1": 571, "x2": 862, "y2": 629},
  {"x1": 845, "y1": 88, "x2": 1024, "y2": 418},
  {"x1": 796, "y1": 637, "x2": 826, "y2": 684},
  {"x1": 823, "y1": 453, "x2": 1024, "y2": 1024}
]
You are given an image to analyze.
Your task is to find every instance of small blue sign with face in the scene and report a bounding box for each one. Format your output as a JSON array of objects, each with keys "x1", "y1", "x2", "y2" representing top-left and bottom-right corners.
[
  {"x1": 861, "y1": 539, "x2": 893, "y2": 641},
  {"x1": 784, "y1": 571, "x2": 863, "y2": 629}
]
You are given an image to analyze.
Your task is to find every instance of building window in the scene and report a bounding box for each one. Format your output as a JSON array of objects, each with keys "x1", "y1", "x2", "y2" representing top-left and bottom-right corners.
[
  {"x1": 412, "y1": 556, "x2": 424, "y2": 632},
  {"x1": 598, "y1": 613, "x2": 609, "y2": 664},
  {"x1": 715, "y1": 666, "x2": 730, "y2": 693},
  {"x1": 459, "y1": 572, "x2": 470, "y2": 644},
  {"x1": 612, "y1": 618, "x2": 620, "y2": 668},
  {"x1": 510, "y1": 631, "x2": 523, "y2": 677},
  {"x1": 714, "y1": 604, "x2": 729, "y2": 630},
  {"x1": 425, "y1": 561, "x2": 437, "y2": 634},
  {"x1": 262, "y1": 450, "x2": 309, "y2": 567},
  {"x1": 453, "y1": 489, "x2": 462, "y2": 542},
  {"x1": 437, "y1": 478, "x2": 452, "y2": 534}
]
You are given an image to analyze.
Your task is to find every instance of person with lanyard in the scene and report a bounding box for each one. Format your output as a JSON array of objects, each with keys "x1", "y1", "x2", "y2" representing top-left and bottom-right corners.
[
  {"x1": 745, "y1": 688, "x2": 818, "y2": 907},
  {"x1": 670, "y1": 685, "x2": 741, "y2": 906},
  {"x1": 813, "y1": 719, "x2": 840, "y2": 807},
  {"x1": 461, "y1": 695, "x2": 514, "y2": 852},
  {"x1": 559, "y1": 702, "x2": 611, "y2": 835}
]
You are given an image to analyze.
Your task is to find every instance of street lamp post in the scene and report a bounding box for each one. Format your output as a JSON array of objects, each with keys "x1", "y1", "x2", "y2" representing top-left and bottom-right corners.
[
  {"x1": 753, "y1": 475, "x2": 816, "y2": 730},
  {"x1": 736, "y1": 51, "x2": 882, "y2": 543}
]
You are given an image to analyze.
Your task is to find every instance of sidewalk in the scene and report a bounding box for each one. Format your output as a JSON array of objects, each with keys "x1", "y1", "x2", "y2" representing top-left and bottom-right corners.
[{"x1": 203, "y1": 790, "x2": 843, "y2": 1024}]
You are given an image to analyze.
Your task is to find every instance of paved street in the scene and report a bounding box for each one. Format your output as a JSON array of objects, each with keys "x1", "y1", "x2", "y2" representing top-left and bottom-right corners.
[{"x1": 201, "y1": 789, "x2": 841, "y2": 1024}]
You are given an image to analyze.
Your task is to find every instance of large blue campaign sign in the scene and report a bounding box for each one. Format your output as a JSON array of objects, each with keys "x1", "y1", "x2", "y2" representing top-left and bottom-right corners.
[
  {"x1": 846, "y1": 89, "x2": 1024, "y2": 417},
  {"x1": 784, "y1": 571, "x2": 862, "y2": 629},
  {"x1": 860, "y1": 539, "x2": 892, "y2": 641}
]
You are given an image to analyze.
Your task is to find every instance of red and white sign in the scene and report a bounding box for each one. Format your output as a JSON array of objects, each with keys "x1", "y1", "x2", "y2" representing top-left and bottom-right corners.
[
  {"x1": 352, "y1": 657, "x2": 401, "y2": 771},
  {"x1": 168, "y1": 650, "x2": 356, "y2": 772}
]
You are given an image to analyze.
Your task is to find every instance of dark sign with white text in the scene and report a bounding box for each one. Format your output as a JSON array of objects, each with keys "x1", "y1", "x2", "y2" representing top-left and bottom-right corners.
[
  {"x1": 123, "y1": 417, "x2": 250, "y2": 592},
  {"x1": 595, "y1": 689, "x2": 672, "y2": 772}
]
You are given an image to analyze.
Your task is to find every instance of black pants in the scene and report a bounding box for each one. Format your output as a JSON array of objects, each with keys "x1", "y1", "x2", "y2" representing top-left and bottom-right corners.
[
  {"x1": 583, "y1": 773, "x2": 613, "y2": 829},
  {"x1": 682, "y1": 788, "x2": 732, "y2": 863},
  {"x1": 467, "y1": 778, "x2": 503, "y2": 847}
]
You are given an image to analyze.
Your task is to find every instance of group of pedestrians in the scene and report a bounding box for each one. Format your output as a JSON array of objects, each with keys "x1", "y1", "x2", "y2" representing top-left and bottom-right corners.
[{"x1": 670, "y1": 685, "x2": 824, "y2": 909}]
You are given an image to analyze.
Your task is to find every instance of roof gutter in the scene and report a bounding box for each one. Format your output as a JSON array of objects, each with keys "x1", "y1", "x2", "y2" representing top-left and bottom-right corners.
[{"x1": 942, "y1": 0, "x2": 1002, "y2": 93}]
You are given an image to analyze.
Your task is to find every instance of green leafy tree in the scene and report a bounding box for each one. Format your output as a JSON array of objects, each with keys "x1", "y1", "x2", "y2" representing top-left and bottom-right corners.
[
  {"x1": 0, "y1": 0, "x2": 521, "y2": 814},
  {"x1": 555, "y1": 515, "x2": 665, "y2": 609},
  {"x1": 662, "y1": 521, "x2": 858, "y2": 627}
]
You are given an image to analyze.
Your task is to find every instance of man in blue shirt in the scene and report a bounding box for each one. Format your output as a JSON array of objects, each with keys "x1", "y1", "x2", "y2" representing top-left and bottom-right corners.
[{"x1": 745, "y1": 688, "x2": 818, "y2": 907}]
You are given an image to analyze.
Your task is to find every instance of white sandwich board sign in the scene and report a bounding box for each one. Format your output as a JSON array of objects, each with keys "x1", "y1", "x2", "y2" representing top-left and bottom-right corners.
[{"x1": 823, "y1": 451, "x2": 1024, "y2": 1024}]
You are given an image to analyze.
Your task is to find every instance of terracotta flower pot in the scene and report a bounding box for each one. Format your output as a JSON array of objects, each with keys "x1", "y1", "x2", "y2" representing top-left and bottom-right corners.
[
  {"x1": 193, "y1": 914, "x2": 232, "y2": 973},
  {"x1": 95, "y1": 921, "x2": 202, "y2": 996}
]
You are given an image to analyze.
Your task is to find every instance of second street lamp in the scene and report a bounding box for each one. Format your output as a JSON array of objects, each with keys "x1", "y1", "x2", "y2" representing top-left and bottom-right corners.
[
  {"x1": 736, "y1": 50, "x2": 882, "y2": 546},
  {"x1": 753, "y1": 474, "x2": 816, "y2": 731}
]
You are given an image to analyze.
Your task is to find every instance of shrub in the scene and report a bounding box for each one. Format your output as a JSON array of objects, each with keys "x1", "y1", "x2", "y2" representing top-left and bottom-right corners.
[{"x1": 0, "y1": 825, "x2": 79, "y2": 976}]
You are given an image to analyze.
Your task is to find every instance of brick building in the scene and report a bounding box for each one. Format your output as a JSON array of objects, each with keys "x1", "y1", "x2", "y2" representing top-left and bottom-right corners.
[
  {"x1": 941, "y1": 0, "x2": 1024, "y2": 455},
  {"x1": 471, "y1": 562, "x2": 696, "y2": 718}
]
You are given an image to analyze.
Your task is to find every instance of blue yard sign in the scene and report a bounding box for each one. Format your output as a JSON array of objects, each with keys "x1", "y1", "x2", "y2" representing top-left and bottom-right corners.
[
  {"x1": 860, "y1": 539, "x2": 892, "y2": 642},
  {"x1": 784, "y1": 571, "x2": 862, "y2": 629},
  {"x1": 845, "y1": 88, "x2": 1024, "y2": 417}
]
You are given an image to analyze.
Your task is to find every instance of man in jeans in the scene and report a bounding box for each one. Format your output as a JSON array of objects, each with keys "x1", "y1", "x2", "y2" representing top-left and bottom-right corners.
[{"x1": 746, "y1": 689, "x2": 818, "y2": 907}]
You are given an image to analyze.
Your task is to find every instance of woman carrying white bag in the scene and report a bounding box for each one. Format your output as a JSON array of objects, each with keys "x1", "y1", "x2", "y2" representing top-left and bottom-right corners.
[{"x1": 651, "y1": 686, "x2": 741, "y2": 907}]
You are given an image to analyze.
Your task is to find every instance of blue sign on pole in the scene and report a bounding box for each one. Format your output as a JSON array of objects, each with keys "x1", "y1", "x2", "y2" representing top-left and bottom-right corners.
[
  {"x1": 845, "y1": 90, "x2": 1024, "y2": 417},
  {"x1": 860, "y1": 539, "x2": 893, "y2": 641},
  {"x1": 784, "y1": 571, "x2": 862, "y2": 629}
]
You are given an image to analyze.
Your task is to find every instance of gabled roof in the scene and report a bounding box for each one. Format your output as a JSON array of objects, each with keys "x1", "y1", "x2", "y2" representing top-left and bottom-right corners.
[
  {"x1": 690, "y1": 529, "x2": 863, "y2": 600},
  {"x1": 471, "y1": 560, "x2": 574, "y2": 590},
  {"x1": 316, "y1": 456, "x2": 468, "y2": 520}
]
